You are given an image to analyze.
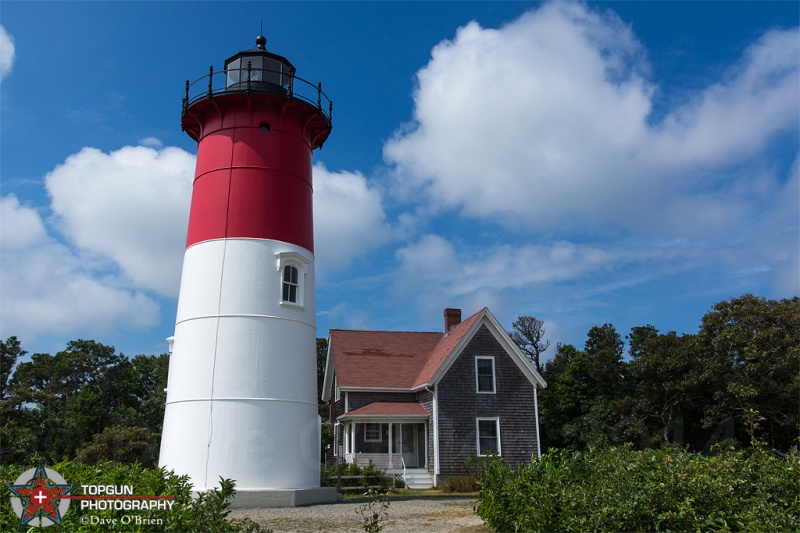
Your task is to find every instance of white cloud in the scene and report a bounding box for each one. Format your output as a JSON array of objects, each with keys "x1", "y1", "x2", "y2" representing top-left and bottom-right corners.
[
  {"x1": 313, "y1": 163, "x2": 391, "y2": 272},
  {"x1": 0, "y1": 195, "x2": 160, "y2": 341},
  {"x1": 0, "y1": 195, "x2": 46, "y2": 248},
  {"x1": 139, "y1": 137, "x2": 163, "y2": 149},
  {"x1": 397, "y1": 235, "x2": 630, "y2": 289},
  {"x1": 45, "y1": 145, "x2": 195, "y2": 297},
  {"x1": 384, "y1": 2, "x2": 799, "y2": 238},
  {"x1": 0, "y1": 25, "x2": 14, "y2": 80},
  {"x1": 647, "y1": 28, "x2": 800, "y2": 169},
  {"x1": 393, "y1": 234, "x2": 637, "y2": 318}
]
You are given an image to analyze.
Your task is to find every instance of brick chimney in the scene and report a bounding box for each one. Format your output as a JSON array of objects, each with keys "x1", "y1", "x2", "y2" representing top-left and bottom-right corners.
[{"x1": 444, "y1": 308, "x2": 462, "y2": 332}]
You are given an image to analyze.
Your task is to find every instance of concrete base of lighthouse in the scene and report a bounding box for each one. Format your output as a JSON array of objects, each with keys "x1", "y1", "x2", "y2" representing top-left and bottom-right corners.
[{"x1": 228, "y1": 487, "x2": 341, "y2": 508}]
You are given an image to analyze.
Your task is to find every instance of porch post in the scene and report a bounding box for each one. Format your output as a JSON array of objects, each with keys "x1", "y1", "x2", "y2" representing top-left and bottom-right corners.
[
  {"x1": 424, "y1": 421, "x2": 428, "y2": 469},
  {"x1": 343, "y1": 422, "x2": 349, "y2": 460},
  {"x1": 350, "y1": 423, "x2": 356, "y2": 456},
  {"x1": 388, "y1": 423, "x2": 393, "y2": 471}
]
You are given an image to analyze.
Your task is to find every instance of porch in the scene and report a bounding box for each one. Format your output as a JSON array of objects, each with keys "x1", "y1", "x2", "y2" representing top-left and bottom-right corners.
[{"x1": 336, "y1": 402, "x2": 433, "y2": 488}]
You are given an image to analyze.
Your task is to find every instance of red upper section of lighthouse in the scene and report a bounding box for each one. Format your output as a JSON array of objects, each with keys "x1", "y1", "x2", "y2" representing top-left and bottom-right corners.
[{"x1": 180, "y1": 38, "x2": 332, "y2": 252}]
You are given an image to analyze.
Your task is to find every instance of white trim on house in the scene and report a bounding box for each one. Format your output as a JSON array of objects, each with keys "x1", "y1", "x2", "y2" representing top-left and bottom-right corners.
[
  {"x1": 336, "y1": 386, "x2": 421, "y2": 393},
  {"x1": 426, "y1": 308, "x2": 547, "y2": 390},
  {"x1": 483, "y1": 311, "x2": 547, "y2": 389},
  {"x1": 321, "y1": 338, "x2": 335, "y2": 402},
  {"x1": 476, "y1": 417, "x2": 502, "y2": 457},
  {"x1": 337, "y1": 413, "x2": 428, "y2": 423},
  {"x1": 433, "y1": 385, "x2": 440, "y2": 482},
  {"x1": 534, "y1": 383, "x2": 542, "y2": 458}
]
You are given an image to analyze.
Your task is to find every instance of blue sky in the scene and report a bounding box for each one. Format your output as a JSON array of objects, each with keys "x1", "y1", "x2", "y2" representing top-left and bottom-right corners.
[{"x1": 1, "y1": 1, "x2": 798, "y2": 361}]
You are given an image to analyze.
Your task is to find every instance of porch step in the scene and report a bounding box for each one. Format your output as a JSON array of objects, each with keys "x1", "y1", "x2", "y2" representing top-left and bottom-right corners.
[{"x1": 403, "y1": 468, "x2": 434, "y2": 489}]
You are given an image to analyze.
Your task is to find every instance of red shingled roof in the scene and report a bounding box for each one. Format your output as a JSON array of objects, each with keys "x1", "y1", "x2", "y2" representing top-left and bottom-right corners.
[
  {"x1": 345, "y1": 402, "x2": 428, "y2": 417},
  {"x1": 330, "y1": 309, "x2": 483, "y2": 390}
]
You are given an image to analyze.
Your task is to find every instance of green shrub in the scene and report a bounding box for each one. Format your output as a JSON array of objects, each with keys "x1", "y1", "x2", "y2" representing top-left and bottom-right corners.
[
  {"x1": 475, "y1": 446, "x2": 800, "y2": 532},
  {"x1": 321, "y1": 460, "x2": 404, "y2": 489},
  {"x1": 74, "y1": 426, "x2": 156, "y2": 466},
  {"x1": 440, "y1": 473, "x2": 480, "y2": 493},
  {"x1": 1, "y1": 461, "x2": 267, "y2": 532}
]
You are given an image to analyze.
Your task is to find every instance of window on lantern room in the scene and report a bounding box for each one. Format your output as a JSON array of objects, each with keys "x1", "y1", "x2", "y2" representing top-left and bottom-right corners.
[
  {"x1": 226, "y1": 58, "x2": 241, "y2": 86},
  {"x1": 282, "y1": 265, "x2": 299, "y2": 303}
]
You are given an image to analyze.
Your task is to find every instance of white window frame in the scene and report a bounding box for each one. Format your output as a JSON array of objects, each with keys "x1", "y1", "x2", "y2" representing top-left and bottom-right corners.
[
  {"x1": 282, "y1": 264, "x2": 300, "y2": 303},
  {"x1": 476, "y1": 417, "x2": 501, "y2": 457},
  {"x1": 364, "y1": 423, "x2": 382, "y2": 443},
  {"x1": 475, "y1": 356, "x2": 496, "y2": 394},
  {"x1": 275, "y1": 252, "x2": 310, "y2": 309}
]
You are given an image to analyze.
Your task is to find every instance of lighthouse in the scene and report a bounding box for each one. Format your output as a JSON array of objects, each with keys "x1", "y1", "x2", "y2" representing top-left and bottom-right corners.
[{"x1": 159, "y1": 36, "x2": 338, "y2": 507}]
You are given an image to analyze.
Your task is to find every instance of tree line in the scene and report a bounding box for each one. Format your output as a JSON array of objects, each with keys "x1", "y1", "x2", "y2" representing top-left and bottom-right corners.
[
  {"x1": 511, "y1": 294, "x2": 799, "y2": 453},
  {"x1": 0, "y1": 339, "x2": 168, "y2": 466},
  {"x1": 1, "y1": 293, "x2": 796, "y2": 467}
]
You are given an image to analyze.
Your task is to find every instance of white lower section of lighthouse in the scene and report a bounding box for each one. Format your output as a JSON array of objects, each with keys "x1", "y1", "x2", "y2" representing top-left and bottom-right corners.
[{"x1": 160, "y1": 238, "x2": 323, "y2": 493}]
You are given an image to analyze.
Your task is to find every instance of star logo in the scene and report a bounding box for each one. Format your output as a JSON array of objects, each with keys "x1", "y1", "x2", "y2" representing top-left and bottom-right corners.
[{"x1": 8, "y1": 466, "x2": 72, "y2": 527}]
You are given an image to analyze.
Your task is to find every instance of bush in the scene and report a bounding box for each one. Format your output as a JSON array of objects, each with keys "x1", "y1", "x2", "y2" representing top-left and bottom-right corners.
[
  {"x1": 475, "y1": 446, "x2": 800, "y2": 532},
  {"x1": 440, "y1": 473, "x2": 480, "y2": 493},
  {"x1": 74, "y1": 425, "x2": 156, "y2": 466},
  {"x1": 1, "y1": 461, "x2": 267, "y2": 532},
  {"x1": 321, "y1": 460, "x2": 404, "y2": 489},
  {"x1": 441, "y1": 454, "x2": 492, "y2": 493}
]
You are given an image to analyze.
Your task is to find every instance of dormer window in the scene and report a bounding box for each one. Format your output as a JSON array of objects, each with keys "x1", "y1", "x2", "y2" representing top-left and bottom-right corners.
[{"x1": 275, "y1": 251, "x2": 310, "y2": 309}]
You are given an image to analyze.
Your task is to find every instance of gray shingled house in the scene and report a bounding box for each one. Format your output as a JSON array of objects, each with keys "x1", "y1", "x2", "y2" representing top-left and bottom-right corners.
[{"x1": 321, "y1": 307, "x2": 547, "y2": 488}]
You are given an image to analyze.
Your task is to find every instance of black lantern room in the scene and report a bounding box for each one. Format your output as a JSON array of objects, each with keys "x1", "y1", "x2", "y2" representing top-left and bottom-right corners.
[{"x1": 224, "y1": 35, "x2": 295, "y2": 94}]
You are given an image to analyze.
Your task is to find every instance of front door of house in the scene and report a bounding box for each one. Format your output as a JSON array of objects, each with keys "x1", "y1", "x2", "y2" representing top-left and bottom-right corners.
[{"x1": 393, "y1": 424, "x2": 419, "y2": 468}]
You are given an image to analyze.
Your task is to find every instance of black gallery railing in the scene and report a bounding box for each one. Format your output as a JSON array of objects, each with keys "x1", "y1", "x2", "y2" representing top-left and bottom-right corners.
[{"x1": 182, "y1": 64, "x2": 332, "y2": 125}]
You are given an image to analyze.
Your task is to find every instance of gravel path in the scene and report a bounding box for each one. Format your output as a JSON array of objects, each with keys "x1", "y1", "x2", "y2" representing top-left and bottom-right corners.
[{"x1": 230, "y1": 496, "x2": 488, "y2": 532}]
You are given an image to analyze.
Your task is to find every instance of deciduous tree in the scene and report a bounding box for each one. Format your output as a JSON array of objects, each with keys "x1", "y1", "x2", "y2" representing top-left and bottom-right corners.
[{"x1": 509, "y1": 315, "x2": 551, "y2": 373}]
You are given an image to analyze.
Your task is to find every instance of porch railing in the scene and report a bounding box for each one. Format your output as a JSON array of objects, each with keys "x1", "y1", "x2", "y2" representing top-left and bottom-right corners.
[{"x1": 352, "y1": 452, "x2": 407, "y2": 486}]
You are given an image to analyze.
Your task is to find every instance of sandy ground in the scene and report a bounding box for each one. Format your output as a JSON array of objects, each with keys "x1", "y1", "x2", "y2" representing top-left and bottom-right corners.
[{"x1": 230, "y1": 496, "x2": 489, "y2": 533}]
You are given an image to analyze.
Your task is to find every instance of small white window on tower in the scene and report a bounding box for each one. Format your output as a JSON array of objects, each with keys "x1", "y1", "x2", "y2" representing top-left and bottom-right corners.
[
  {"x1": 282, "y1": 265, "x2": 299, "y2": 303},
  {"x1": 275, "y1": 251, "x2": 311, "y2": 309}
]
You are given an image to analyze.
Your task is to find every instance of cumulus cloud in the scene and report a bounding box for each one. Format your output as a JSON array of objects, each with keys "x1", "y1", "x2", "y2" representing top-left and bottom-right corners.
[
  {"x1": 313, "y1": 163, "x2": 391, "y2": 272},
  {"x1": 0, "y1": 25, "x2": 14, "y2": 80},
  {"x1": 45, "y1": 145, "x2": 195, "y2": 297},
  {"x1": 384, "y1": 2, "x2": 799, "y2": 237},
  {"x1": 0, "y1": 195, "x2": 160, "y2": 341}
]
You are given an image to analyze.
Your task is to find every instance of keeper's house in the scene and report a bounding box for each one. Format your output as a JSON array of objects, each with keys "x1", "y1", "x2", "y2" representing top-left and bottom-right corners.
[{"x1": 321, "y1": 307, "x2": 547, "y2": 488}]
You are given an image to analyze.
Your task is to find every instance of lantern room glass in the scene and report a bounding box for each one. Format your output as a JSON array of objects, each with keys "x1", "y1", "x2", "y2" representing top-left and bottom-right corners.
[{"x1": 225, "y1": 56, "x2": 291, "y2": 88}]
